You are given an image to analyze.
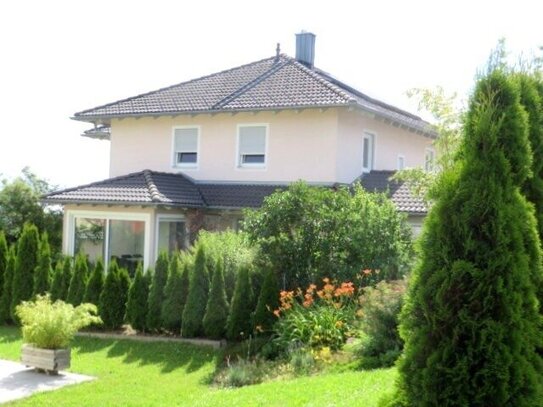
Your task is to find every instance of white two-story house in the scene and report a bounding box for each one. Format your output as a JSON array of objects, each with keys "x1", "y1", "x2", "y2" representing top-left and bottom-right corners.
[{"x1": 45, "y1": 32, "x2": 435, "y2": 273}]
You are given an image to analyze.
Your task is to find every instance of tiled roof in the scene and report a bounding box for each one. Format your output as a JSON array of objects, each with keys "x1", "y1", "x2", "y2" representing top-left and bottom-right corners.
[
  {"x1": 43, "y1": 170, "x2": 426, "y2": 214},
  {"x1": 359, "y1": 170, "x2": 427, "y2": 214},
  {"x1": 73, "y1": 55, "x2": 434, "y2": 136}
]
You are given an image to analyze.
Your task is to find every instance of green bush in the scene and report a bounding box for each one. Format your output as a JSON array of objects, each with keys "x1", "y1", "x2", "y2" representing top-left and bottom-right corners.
[
  {"x1": 11, "y1": 223, "x2": 39, "y2": 321},
  {"x1": 253, "y1": 269, "x2": 280, "y2": 334},
  {"x1": 146, "y1": 252, "x2": 169, "y2": 332},
  {"x1": 83, "y1": 258, "x2": 105, "y2": 306},
  {"x1": 161, "y1": 254, "x2": 186, "y2": 333},
  {"x1": 15, "y1": 294, "x2": 101, "y2": 349},
  {"x1": 33, "y1": 232, "x2": 52, "y2": 296},
  {"x1": 99, "y1": 260, "x2": 128, "y2": 330},
  {"x1": 49, "y1": 259, "x2": 65, "y2": 301},
  {"x1": 126, "y1": 263, "x2": 149, "y2": 332},
  {"x1": 0, "y1": 246, "x2": 15, "y2": 324},
  {"x1": 226, "y1": 266, "x2": 253, "y2": 341},
  {"x1": 182, "y1": 245, "x2": 209, "y2": 337},
  {"x1": 66, "y1": 252, "x2": 89, "y2": 306},
  {"x1": 243, "y1": 182, "x2": 413, "y2": 289},
  {"x1": 357, "y1": 280, "x2": 406, "y2": 369},
  {"x1": 203, "y1": 257, "x2": 229, "y2": 339},
  {"x1": 0, "y1": 231, "x2": 7, "y2": 301}
]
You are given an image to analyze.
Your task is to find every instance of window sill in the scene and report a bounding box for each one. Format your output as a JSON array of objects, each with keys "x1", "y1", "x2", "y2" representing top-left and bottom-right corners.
[{"x1": 173, "y1": 164, "x2": 198, "y2": 170}]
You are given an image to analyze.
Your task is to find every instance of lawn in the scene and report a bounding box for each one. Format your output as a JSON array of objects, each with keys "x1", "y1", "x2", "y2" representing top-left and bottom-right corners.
[{"x1": 0, "y1": 326, "x2": 396, "y2": 406}]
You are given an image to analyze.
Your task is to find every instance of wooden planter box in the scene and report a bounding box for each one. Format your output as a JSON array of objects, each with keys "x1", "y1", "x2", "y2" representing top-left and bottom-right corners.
[{"x1": 21, "y1": 344, "x2": 71, "y2": 374}]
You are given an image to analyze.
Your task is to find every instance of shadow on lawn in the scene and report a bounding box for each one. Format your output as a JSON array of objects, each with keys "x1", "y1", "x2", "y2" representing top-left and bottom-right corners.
[
  {"x1": 0, "y1": 325, "x2": 21, "y2": 344},
  {"x1": 73, "y1": 335, "x2": 217, "y2": 374}
]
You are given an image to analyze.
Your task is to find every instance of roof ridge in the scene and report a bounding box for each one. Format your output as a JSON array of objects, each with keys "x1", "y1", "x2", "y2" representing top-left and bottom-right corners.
[
  {"x1": 73, "y1": 55, "x2": 279, "y2": 118},
  {"x1": 142, "y1": 170, "x2": 164, "y2": 203}
]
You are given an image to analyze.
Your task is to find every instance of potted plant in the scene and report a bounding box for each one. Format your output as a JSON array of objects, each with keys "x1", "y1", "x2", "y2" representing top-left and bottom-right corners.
[{"x1": 15, "y1": 294, "x2": 102, "y2": 374}]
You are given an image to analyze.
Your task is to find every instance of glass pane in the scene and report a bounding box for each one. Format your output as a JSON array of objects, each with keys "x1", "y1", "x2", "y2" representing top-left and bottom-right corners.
[
  {"x1": 242, "y1": 154, "x2": 265, "y2": 164},
  {"x1": 109, "y1": 220, "x2": 145, "y2": 278},
  {"x1": 74, "y1": 218, "x2": 105, "y2": 263},
  {"x1": 158, "y1": 220, "x2": 186, "y2": 254},
  {"x1": 363, "y1": 137, "x2": 370, "y2": 169},
  {"x1": 177, "y1": 152, "x2": 197, "y2": 163}
]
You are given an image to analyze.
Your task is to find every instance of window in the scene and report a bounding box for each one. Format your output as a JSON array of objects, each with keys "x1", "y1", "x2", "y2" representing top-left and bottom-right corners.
[
  {"x1": 238, "y1": 125, "x2": 267, "y2": 167},
  {"x1": 425, "y1": 148, "x2": 435, "y2": 172},
  {"x1": 397, "y1": 155, "x2": 405, "y2": 170},
  {"x1": 362, "y1": 132, "x2": 375, "y2": 172},
  {"x1": 173, "y1": 127, "x2": 199, "y2": 167},
  {"x1": 74, "y1": 218, "x2": 105, "y2": 263},
  {"x1": 157, "y1": 216, "x2": 186, "y2": 255}
]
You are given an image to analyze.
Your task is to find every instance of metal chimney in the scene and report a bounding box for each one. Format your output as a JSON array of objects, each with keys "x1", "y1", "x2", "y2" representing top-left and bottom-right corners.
[{"x1": 295, "y1": 31, "x2": 316, "y2": 68}]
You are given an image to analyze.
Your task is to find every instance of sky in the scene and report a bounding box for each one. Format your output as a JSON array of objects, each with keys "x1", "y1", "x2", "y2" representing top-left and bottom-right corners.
[{"x1": 0, "y1": 0, "x2": 541, "y2": 189}]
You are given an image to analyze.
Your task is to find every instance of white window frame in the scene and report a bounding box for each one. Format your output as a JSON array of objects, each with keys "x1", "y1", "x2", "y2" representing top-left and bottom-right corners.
[
  {"x1": 155, "y1": 214, "x2": 188, "y2": 257},
  {"x1": 397, "y1": 154, "x2": 405, "y2": 170},
  {"x1": 236, "y1": 123, "x2": 268, "y2": 169},
  {"x1": 172, "y1": 126, "x2": 200, "y2": 170},
  {"x1": 362, "y1": 131, "x2": 376, "y2": 173},
  {"x1": 425, "y1": 148, "x2": 435, "y2": 172},
  {"x1": 65, "y1": 209, "x2": 151, "y2": 271}
]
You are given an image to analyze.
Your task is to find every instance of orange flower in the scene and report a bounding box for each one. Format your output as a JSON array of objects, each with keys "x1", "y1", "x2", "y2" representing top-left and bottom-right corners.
[
  {"x1": 322, "y1": 277, "x2": 330, "y2": 284},
  {"x1": 273, "y1": 309, "x2": 281, "y2": 317}
]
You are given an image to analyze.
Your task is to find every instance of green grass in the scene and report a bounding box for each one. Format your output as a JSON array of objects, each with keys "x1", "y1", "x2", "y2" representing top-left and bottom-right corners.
[{"x1": 0, "y1": 326, "x2": 395, "y2": 406}]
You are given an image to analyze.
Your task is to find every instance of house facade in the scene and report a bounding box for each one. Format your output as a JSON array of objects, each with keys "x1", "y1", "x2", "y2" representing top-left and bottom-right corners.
[{"x1": 45, "y1": 33, "x2": 434, "y2": 273}]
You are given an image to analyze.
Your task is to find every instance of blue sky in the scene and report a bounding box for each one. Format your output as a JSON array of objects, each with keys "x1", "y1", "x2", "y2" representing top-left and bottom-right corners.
[{"x1": 0, "y1": 0, "x2": 541, "y2": 188}]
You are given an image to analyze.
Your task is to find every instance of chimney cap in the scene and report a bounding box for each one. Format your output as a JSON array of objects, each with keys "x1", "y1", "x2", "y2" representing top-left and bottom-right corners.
[{"x1": 295, "y1": 31, "x2": 316, "y2": 68}]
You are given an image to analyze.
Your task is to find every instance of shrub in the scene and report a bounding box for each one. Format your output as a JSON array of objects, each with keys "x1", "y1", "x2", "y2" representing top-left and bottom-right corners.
[
  {"x1": 49, "y1": 259, "x2": 65, "y2": 301},
  {"x1": 99, "y1": 260, "x2": 128, "y2": 330},
  {"x1": 243, "y1": 182, "x2": 413, "y2": 289},
  {"x1": 203, "y1": 257, "x2": 229, "y2": 339},
  {"x1": 0, "y1": 231, "x2": 7, "y2": 301},
  {"x1": 161, "y1": 254, "x2": 185, "y2": 333},
  {"x1": 253, "y1": 269, "x2": 280, "y2": 334},
  {"x1": 126, "y1": 263, "x2": 149, "y2": 332},
  {"x1": 146, "y1": 252, "x2": 169, "y2": 332},
  {"x1": 219, "y1": 359, "x2": 267, "y2": 388},
  {"x1": 182, "y1": 245, "x2": 209, "y2": 337},
  {"x1": 273, "y1": 279, "x2": 357, "y2": 351},
  {"x1": 15, "y1": 294, "x2": 101, "y2": 349},
  {"x1": 66, "y1": 252, "x2": 89, "y2": 306},
  {"x1": 11, "y1": 223, "x2": 39, "y2": 321},
  {"x1": 226, "y1": 266, "x2": 253, "y2": 341},
  {"x1": 357, "y1": 279, "x2": 406, "y2": 369},
  {"x1": 289, "y1": 345, "x2": 316, "y2": 375},
  {"x1": 57, "y1": 257, "x2": 73, "y2": 301},
  {"x1": 0, "y1": 246, "x2": 15, "y2": 324},
  {"x1": 83, "y1": 258, "x2": 105, "y2": 306},
  {"x1": 33, "y1": 232, "x2": 52, "y2": 296}
]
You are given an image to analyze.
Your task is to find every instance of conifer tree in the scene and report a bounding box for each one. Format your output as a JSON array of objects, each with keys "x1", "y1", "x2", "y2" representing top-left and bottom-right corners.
[
  {"x1": 390, "y1": 70, "x2": 543, "y2": 406},
  {"x1": 0, "y1": 246, "x2": 15, "y2": 324},
  {"x1": 161, "y1": 254, "x2": 186, "y2": 333},
  {"x1": 146, "y1": 252, "x2": 169, "y2": 331},
  {"x1": 226, "y1": 266, "x2": 253, "y2": 341},
  {"x1": 83, "y1": 258, "x2": 105, "y2": 306},
  {"x1": 126, "y1": 263, "x2": 149, "y2": 332},
  {"x1": 203, "y1": 258, "x2": 229, "y2": 339},
  {"x1": 11, "y1": 223, "x2": 39, "y2": 321},
  {"x1": 50, "y1": 259, "x2": 65, "y2": 301},
  {"x1": 253, "y1": 269, "x2": 279, "y2": 334},
  {"x1": 182, "y1": 246, "x2": 209, "y2": 337},
  {"x1": 67, "y1": 252, "x2": 89, "y2": 306},
  {"x1": 33, "y1": 232, "x2": 52, "y2": 296},
  {"x1": 0, "y1": 231, "x2": 7, "y2": 302},
  {"x1": 59, "y1": 257, "x2": 73, "y2": 301},
  {"x1": 99, "y1": 260, "x2": 128, "y2": 330}
]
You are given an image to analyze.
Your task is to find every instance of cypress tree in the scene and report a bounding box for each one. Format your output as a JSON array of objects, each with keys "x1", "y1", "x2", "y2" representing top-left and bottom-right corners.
[
  {"x1": 99, "y1": 260, "x2": 128, "y2": 330},
  {"x1": 50, "y1": 259, "x2": 65, "y2": 301},
  {"x1": 203, "y1": 257, "x2": 229, "y2": 339},
  {"x1": 0, "y1": 231, "x2": 7, "y2": 304},
  {"x1": 182, "y1": 245, "x2": 209, "y2": 337},
  {"x1": 11, "y1": 223, "x2": 39, "y2": 321},
  {"x1": 253, "y1": 269, "x2": 279, "y2": 334},
  {"x1": 146, "y1": 252, "x2": 169, "y2": 331},
  {"x1": 67, "y1": 252, "x2": 89, "y2": 306},
  {"x1": 161, "y1": 254, "x2": 185, "y2": 333},
  {"x1": 33, "y1": 232, "x2": 52, "y2": 296},
  {"x1": 226, "y1": 266, "x2": 254, "y2": 341},
  {"x1": 60, "y1": 257, "x2": 73, "y2": 301},
  {"x1": 126, "y1": 263, "x2": 149, "y2": 332},
  {"x1": 391, "y1": 70, "x2": 543, "y2": 406},
  {"x1": 0, "y1": 246, "x2": 15, "y2": 324},
  {"x1": 83, "y1": 258, "x2": 105, "y2": 306}
]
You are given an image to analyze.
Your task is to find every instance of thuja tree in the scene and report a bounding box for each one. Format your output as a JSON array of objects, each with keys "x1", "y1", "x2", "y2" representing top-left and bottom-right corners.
[
  {"x1": 83, "y1": 258, "x2": 105, "y2": 306},
  {"x1": 390, "y1": 71, "x2": 543, "y2": 406},
  {"x1": 182, "y1": 245, "x2": 209, "y2": 337},
  {"x1": 67, "y1": 252, "x2": 89, "y2": 306},
  {"x1": 33, "y1": 232, "x2": 52, "y2": 296},
  {"x1": 50, "y1": 259, "x2": 65, "y2": 301},
  {"x1": 226, "y1": 266, "x2": 253, "y2": 341},
  {"x1": 161, "y1": 254, "x2": 185, "y2": 333},
  {"x1": 146, "y1": 252, "x2": 169, "y2": 332},
  {"x1": 0, "y1": 246, "x2": 15, "y2": 324},
  {"x1": 253, "y1": 268, "x2": 279, "y2": 334},
  {"x1": 0, "y1": 231, "x2": 7, "y2": 301},
  {"x1": 99, "y1": 260, "x2": 129, "y2": 330},
  {"x1": 126, "y1": 263, "x2": 149, "y2": 332},
  {"x1": 59, "y1": 257, "x2": 73, "y2": 301},
  {"x1": 11, "y1": 223, "x2": 39, "y2": 321},
  {"x1": 203, "y1": 257, "x2": 229, "y2": 339}
]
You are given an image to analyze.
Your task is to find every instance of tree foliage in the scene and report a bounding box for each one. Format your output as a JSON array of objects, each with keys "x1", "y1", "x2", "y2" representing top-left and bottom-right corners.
[
  {"x1": 203, "y1": 258, "x2": 229, "y2": 339},
  {"x1": 33, "y1": 232, "x2": 52, "y2": 296},
  {"x1": 161, "y1": 254, "x2": 186, "y2": 333},
  {"x1": 83, "y1": 258, "x2": 105, "y2": 306},
  {"x1": 0, "y1": 246, "x2": 15, "y2": 324},
  {"x1": 226, "y1": 266, "x2": 253, "y2": 341},
  {"x1": 182, "y1": 245, "x2": 209, "y2": 337},
  {"x1": 66, "y1": 252, "x2": 89, "y2": 306},
  {"x1": 146, "y1": 252, "x2": 169, "y2": 332},
  {"x1": 99, "y1": 260, "x2": 129, "y2": 330},
  {"x1": 126, "y1": 263, "x2": 149, "y2": 332},
  {"x1": 0, "y1": 232, "x2": 7, "y2": 301},
  {"x1": 391, "y1": 70, "x2": 543, "y2": 406},
  {"x1": 253, "y1": 268, "x2": 280, "y2": 334}
]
